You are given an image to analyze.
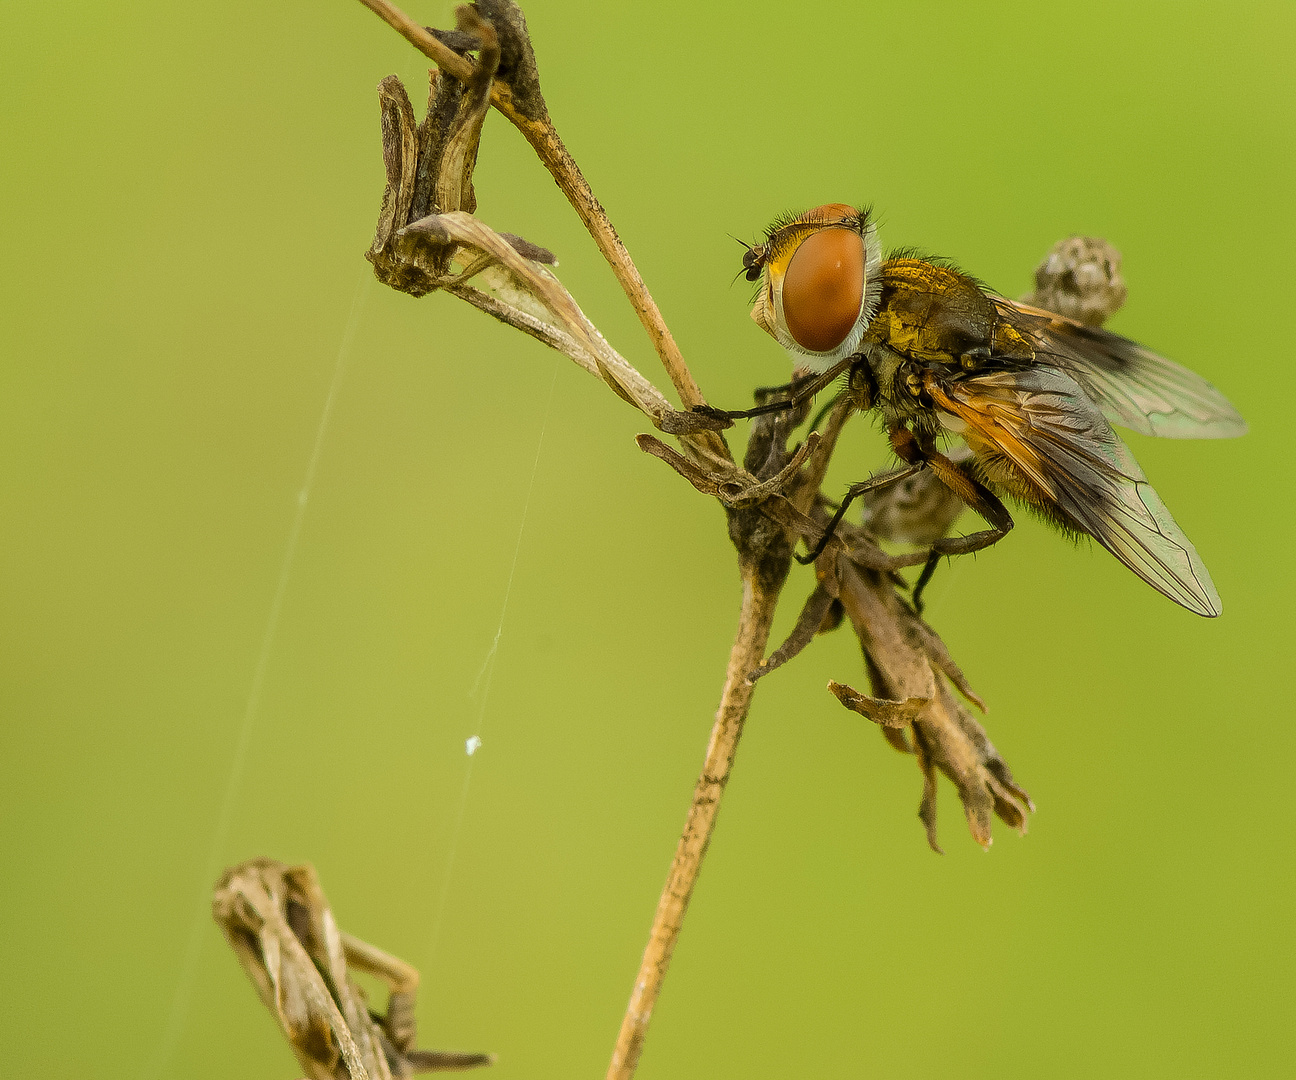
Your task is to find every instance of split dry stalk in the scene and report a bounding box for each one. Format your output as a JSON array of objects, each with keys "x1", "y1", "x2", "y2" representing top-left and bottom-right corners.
[{"x1": 357, "y1": 0, "x2": 706, "y2": 411}]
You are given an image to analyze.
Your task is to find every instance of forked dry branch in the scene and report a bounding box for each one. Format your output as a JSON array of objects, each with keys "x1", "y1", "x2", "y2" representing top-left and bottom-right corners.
[{"x1": 218, "y1": 2, "x2": 1134, "y2": 1076}]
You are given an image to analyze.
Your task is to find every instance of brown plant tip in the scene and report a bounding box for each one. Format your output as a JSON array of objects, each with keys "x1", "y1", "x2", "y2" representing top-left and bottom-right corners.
[
  {"x1": 367, "y1": 7, "x2": 500, "y2": 297},
  {"x1": 434, "y1": 0, "x2": 549, "y2": 123},
  {"x1": 496, "y1": 232, "x2": 557, "y2": 264},
  {"x1": 748, "y1": 584, "x2": 836, "y2": 683},
  {"x1": 828, "y1": 680, "x2": 928, "y2": 728},
  {"x1": 366, "y1": 5, "x2": 558, "y2": 300},
  {"x1": 361, "y1": 0, "x2": 718, "y2": 422},
  {"x1": 656, "y1": 406, "x2": 734, "y2": 434}
]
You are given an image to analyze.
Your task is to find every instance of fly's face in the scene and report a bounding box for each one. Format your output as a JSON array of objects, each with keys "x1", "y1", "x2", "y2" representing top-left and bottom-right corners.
[{"x1": 746, "y1": 204, "x2": 883, "y2": 372}]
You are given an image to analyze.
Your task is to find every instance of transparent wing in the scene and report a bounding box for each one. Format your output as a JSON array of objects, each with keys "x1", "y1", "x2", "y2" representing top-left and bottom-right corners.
[
  {"x1": 929, "y1": 366, "x2": 1223, "y2": 617},
  {"x1": 996, "y1": 298, "x2": 1247, "y2": 440}
]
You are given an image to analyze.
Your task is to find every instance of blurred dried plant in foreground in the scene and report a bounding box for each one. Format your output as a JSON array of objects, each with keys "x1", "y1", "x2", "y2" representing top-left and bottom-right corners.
[
  {"x1": 212, "y1": 2, "x2": 1139, "y2": 1077},
  {"x1": 214, "y1": 859, "x2": 494, "y2": 1079}
]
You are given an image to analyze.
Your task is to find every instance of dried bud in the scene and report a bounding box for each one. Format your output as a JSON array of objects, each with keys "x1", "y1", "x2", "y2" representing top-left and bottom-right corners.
[{"x1": 1023, "y1": 235, "x2": 1127, "y2": 327}]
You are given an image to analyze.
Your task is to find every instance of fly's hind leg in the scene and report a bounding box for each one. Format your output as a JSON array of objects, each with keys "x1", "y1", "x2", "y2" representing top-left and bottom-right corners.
[
  {"x1": 911, "y1": 449, "x2": 1014, "y2": 613},
  {"x1": 795, "y1": 462, "x2": 926, "y2": 565}
]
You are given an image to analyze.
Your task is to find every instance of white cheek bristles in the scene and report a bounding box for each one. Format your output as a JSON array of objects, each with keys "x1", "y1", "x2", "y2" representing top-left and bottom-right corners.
[{"x1": 769, "y1": 221, "x2": 882, "y2": 373}]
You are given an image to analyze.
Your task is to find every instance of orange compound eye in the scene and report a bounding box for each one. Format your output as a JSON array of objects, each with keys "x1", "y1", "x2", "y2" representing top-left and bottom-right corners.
[{"x1": 781, "y1": 227, "x2": 865, "y2": 353}]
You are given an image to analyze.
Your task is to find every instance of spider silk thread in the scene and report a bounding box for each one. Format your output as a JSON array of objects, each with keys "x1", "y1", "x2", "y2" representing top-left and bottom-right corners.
[
  {"x1": 423, "y1": 355, "x2": 561, "y2": 967},
  {"x1": 141, "y1": 271, "x2": 371, "y2": 1079}
]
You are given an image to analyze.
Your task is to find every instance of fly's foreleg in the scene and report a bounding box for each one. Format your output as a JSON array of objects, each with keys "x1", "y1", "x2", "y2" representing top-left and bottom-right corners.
[{"x1": 691, "y1": 356, "x2": 858, "y2": 426}]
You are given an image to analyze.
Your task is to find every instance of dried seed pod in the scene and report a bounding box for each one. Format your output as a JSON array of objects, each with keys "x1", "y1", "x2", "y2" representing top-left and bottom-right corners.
[{"x1": 1023, "y1": 235, "x2": 1128, "y2": 327}]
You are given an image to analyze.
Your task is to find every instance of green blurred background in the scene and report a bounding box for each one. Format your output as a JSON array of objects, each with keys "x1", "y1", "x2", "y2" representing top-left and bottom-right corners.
[{"x1": 3, "y1": 2, "x2": 1293, "y2": 1077}]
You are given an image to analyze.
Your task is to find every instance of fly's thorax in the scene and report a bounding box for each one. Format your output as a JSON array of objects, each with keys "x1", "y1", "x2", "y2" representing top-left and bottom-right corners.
[
  {"x1": 859, "y1": 342, "x2": 935, "y2": 432},
  {"x1": 747, "y1": 204, "x2": 883, "y2": 372},
  {"x1": 874, "y1": 257, "x2": 1036, "y2": 369}
]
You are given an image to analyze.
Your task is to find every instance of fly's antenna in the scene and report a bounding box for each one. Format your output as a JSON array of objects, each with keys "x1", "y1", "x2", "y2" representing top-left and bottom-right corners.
[{"x1": 729, "y1": 234, "x2": 764, "y2": 287}]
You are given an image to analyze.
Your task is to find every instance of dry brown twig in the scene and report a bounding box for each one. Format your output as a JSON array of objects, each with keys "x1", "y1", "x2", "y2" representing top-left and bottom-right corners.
[{"x1": 218, "y1": 1, "x2": 1132, "y2": 1075}]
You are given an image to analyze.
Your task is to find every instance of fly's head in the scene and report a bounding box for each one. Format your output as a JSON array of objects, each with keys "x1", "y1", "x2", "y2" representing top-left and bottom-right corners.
[{"x1": 746, "y1": 204, "x2": 882, "y2": 372}]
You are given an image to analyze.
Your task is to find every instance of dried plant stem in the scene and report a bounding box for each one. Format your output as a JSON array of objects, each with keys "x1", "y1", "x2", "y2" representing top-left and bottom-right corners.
[
  {"x1": 356, "y1": 0, "x2": 705, "y2": 411},
  {"x1": 606, "y1": 569, "x2": 781, "y2": 1080},
  {"x1": 349, "y1": 9, "x2": 1057, "y2": 1079},
  {"x1": 509, "y1": 120, "x2": 705, "y2": 410}
]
